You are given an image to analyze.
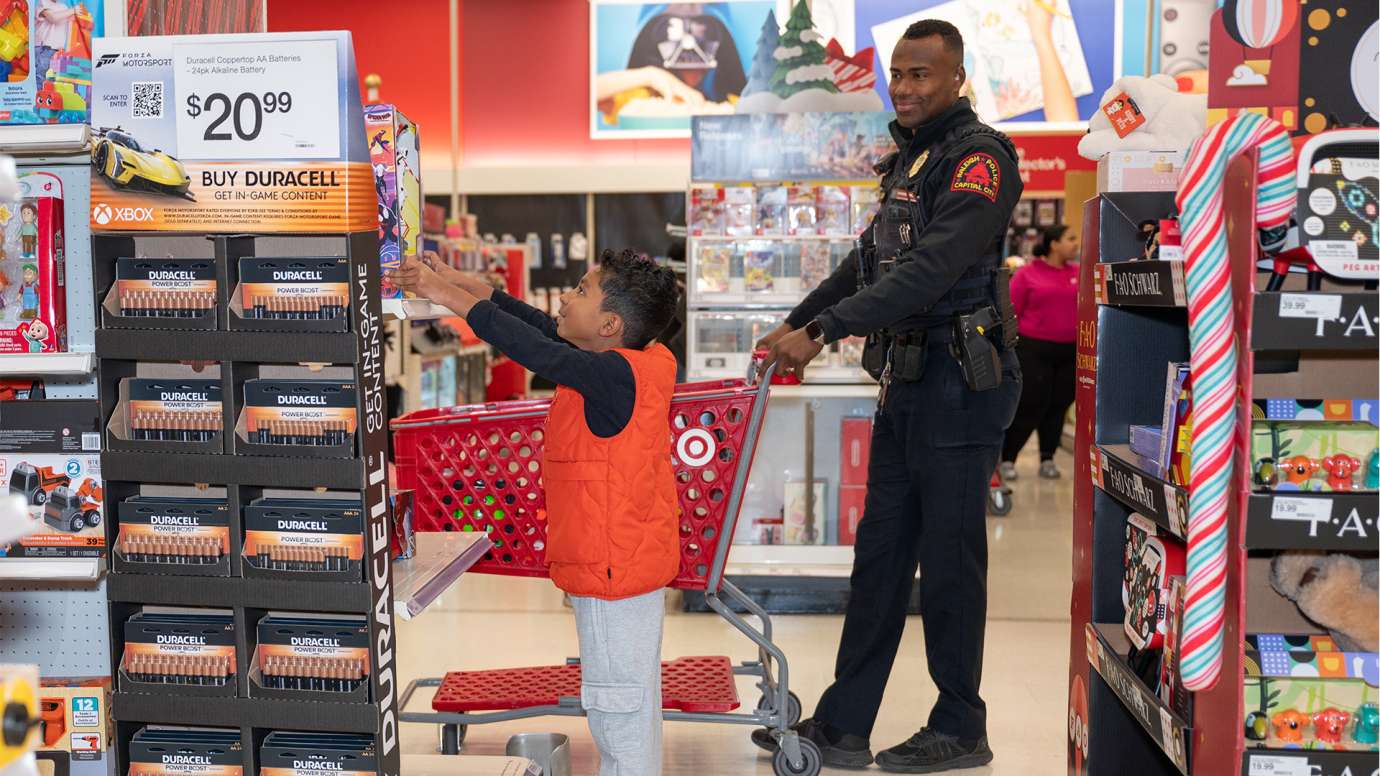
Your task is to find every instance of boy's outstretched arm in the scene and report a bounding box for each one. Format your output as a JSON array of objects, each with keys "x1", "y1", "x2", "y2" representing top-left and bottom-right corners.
[{"x1": 416, "y1": 251, "x2": 562, "y2": 342}]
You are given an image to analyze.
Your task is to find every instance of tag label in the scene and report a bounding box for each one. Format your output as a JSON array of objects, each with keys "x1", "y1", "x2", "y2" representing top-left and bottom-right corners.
[
  {"x1": 1246, "y1": 754, "x2": 1309, "y2": 776},
  {"x1": 1271, "y1": 496, "x2": 1334, "y2": 536},
  {"x1": 1279, "y1": 293, "x2": 1343, "y2": 320},
  {"x1": 1102, "y1": 92, "x2": 1146, "y2": 138}
]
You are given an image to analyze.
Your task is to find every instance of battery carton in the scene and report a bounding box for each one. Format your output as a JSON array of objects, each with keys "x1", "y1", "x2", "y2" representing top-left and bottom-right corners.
[
  {"x1": 111, "y1": 378, "x2": 224, "y2": 454},
  {"x1": 239, "y1": 379, "x2": 357, "y2": 458},
  {"x1": 250, "y1": 614, "x2": 370, "y2": 703},
  {"x1": 119, "y1": 611, "x2": 236, "y2": 697},
  {"x1": 109, "y1": 258, "x2": 217, "y2": 329},
  {"x1": 114, "y1": 496, "x2": 230, "y2": 577},
  {"x1": 259, "y1": 731, "x2": 376, "y2": 776},
  {"x1": 242, "y1": 497, "x2": 364, "y2": 581},
  {"x1": 234, "y1": 256, "x2": 349, "y2": 331},
  {"x1": 128, "y1": 726, "x2": 243, "y2": 776}
]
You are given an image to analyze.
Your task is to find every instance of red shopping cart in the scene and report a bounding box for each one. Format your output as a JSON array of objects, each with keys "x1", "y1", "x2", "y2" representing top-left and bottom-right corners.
[{"x1": 392, "y1": 363, "x2": 824, "y2": 776}]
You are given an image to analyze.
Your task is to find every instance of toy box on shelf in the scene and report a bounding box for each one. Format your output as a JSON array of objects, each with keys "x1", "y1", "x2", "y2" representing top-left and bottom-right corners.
[
  {"x1": 0, "y1": 0, "x2": 101, "y2": 125},
  {"x1": 0, "y1": 171, "x2": 65, "y2": 353},
  {"x1": 37, "y1": 676, "x2": 112, "y2": 776},
  {"x1": 1250, "y1": 412, "x2": 1378, "y2": 493},
  {"x1": 0, "y1": 399, "x2": 102, "y2": 558},
  {"x1": 365, "y1": 104, "x2": 420, "y2": 299},
  {"x1": 1243, "y1": 634, "x2": 1377, "y2": 753}
]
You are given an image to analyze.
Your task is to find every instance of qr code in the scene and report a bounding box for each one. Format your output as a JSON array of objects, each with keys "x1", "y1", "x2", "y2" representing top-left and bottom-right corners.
[{"x1": 131, "y1": 81, "x2": 164, "y2": 119}]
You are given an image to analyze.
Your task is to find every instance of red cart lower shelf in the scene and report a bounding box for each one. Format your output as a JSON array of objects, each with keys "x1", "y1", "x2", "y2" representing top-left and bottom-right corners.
[{"x1": 432, "y1": 656, "x2": 741, "y2": 714}]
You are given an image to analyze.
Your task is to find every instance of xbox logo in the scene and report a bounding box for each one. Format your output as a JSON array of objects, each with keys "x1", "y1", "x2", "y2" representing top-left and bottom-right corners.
[{"x1": 92, "y1": 204, "x2": 113, "y2": 225}]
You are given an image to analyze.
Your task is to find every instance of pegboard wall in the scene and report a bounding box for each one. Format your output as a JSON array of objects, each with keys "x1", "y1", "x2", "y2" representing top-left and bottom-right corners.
[{"x1": 0, "y1": 580, "x2": 111, "y2": 675}]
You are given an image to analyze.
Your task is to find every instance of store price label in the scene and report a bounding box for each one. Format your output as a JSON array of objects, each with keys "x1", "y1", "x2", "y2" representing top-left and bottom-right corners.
[
  {"x1": 1246, "y1": 754, "x2": 1309, "y2": 776},
  {"x1": 1270, "y1": 496, "x2": 1333, "y2": 535},
  {"x1": 172, "y1": 38, "x2": 341, "y2": 161},
  {"x1": 1278, "y1": 293, "x2": 1342, "y2": 321}
]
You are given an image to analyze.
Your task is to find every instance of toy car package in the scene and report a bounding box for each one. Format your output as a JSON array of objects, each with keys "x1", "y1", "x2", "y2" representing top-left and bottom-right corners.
[
  {"x1": 0, "y1": 399, "x2": 102, "y2": 558},
  {"x1": 0, "y1": 0, "x2": 103, "y2": 125},
  {"x1": 0, "y1": 172, "x2": 65, "y2": 354}
]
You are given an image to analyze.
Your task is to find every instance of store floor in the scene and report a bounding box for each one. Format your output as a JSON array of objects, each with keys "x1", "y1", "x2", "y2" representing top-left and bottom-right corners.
[{"x1": 398, "y1": 446, "x2": 1073, "y2": 775}]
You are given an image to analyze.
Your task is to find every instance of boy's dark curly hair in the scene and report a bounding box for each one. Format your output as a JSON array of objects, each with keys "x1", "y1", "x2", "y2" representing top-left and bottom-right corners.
[{"x1": 598, "y1": 248, "x2": 679, "y2": 350}]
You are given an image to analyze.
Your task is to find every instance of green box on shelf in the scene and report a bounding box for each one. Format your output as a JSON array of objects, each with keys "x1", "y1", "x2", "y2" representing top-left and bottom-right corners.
[
  {"x1": 1251, "y1": 419, "x2": 1380, "y2": 493},
  {"x1": 1244, "y1": 633, "x2": 1378, "y2": 752}
]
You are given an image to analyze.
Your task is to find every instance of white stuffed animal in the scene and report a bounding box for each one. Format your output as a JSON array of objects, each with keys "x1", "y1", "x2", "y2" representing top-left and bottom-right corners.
[{"x1": 1078, "y1": 74, "x2": 1208, "y2": 161}]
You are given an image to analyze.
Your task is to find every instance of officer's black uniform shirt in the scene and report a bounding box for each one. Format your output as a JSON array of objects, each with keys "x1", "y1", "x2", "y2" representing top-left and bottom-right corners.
[{"x1": 785, "y1": 97, "x2": 1023, "y2": 342}]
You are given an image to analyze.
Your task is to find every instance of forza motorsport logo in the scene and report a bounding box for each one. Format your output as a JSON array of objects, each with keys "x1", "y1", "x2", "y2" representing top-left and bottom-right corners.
[
  {"x1": 92, "y1": 203, "x2": 154, "y2": 225},
  {"x1": 950, "y1": 152, "x2": 1001, "y2": 202}
]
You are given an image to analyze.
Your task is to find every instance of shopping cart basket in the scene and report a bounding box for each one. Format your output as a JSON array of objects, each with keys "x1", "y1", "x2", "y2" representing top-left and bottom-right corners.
[{"x1": 392, "y1": 363, "x2": 825, "y2": 776}]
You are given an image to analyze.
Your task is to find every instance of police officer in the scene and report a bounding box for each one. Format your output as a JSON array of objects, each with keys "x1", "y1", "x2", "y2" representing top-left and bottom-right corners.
[{"x1": 753, "y1": 19, "x2": 1023, "y2": 773}]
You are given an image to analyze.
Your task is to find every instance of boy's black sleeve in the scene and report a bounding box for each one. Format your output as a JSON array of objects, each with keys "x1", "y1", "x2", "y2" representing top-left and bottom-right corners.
[
  {"x1": 466, "y1": 300, "x2": 634, "y2": 437},
  {"x1": 489, "y1": 289, "x2": 562, "y2": 342}
]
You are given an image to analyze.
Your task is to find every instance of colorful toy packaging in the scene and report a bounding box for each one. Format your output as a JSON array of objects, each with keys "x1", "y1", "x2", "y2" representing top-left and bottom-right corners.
[
  {"x1": 689, "y1": 186, "x2": 724, "y2": 236},
  {"x1": 1244, "y1": 634, "x2": 1379, "y2": 752},
  {"x1": 0, "y1": 0, "x2": 102, "y2": 125},
  {"x1": 724, "y1": 185, "x2": 754, "y2": 236},
  {"x1": 0, "y1": 171, "x2": 65, "y2": 353},
  {"x1": 0, "y1": 399, "x2": 102, "y2": 558},
  {"x1": 36, "y1": 677, "x2": 111, "y2": 776},
  {"x1": 1251, "y1": 412, "x2": 1379, "y2": 492},
  {"x1": 366, "y1": 104, "x2": 420, "y2": 299}
]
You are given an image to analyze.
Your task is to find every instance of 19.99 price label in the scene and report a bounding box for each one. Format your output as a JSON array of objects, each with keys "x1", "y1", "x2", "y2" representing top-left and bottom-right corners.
[{"x1": 172, "y1": 38, "x2": 341, "y2": 161}]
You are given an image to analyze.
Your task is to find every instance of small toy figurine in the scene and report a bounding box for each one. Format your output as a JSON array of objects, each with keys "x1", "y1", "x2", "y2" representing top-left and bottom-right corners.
[
  {"x1": 18, "y1": 202, "x2": 36, "y2": 259},
  {"x1": 1366, "y1": 450, "x2": 1379, "y2": 490},
  {"x1": 1272, "y1": 709, "x2": 1308, "y2": 743},
  {"x1": 21, "y1": 319, "x2": 46, "y2": 353},
  {"x1": 1245, "y1": 711, "x2": 1270, "y2": 740},
  {"x1": 1283, "y1": 455, "x2": 1321, "y2": 486},
  {"x1": 18, "y1": 263, "x2": 38, "y2": 320},
  {"x1": 1355, "y1": 703, "x2": 1379, "y2": 745},
  {"x1": 1321, "y1": 455, "x2": 1362, "y2": 491},
  {"x1": 1313, "y1": 707, "x2": 1351, "y2": 744},
  {"x1": 1254, "y1": 458, "x2": 1279, "y2": 487}
]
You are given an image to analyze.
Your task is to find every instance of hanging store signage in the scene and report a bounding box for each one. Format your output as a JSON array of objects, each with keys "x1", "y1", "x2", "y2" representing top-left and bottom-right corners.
[{"x1": 89, "y1": 31, "x2": 375, "y2": 233}]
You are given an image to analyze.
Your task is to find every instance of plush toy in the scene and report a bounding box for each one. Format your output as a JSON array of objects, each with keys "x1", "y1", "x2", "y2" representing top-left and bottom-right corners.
[
  {"x1": 1271, "y1": 551, "x2": 1380, "y2": 653},
  {"x1": 1077, "y1": 74, "x2": 1208, "y2": 160},
  {"x1": 1321, "y1": 455, "x2": 1362, "y2": 491}
]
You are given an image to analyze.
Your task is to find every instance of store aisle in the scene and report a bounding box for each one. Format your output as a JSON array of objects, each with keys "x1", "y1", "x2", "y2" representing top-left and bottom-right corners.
[{"x1": 398, "y1": 447, "x2": 1073, "y2": 775}]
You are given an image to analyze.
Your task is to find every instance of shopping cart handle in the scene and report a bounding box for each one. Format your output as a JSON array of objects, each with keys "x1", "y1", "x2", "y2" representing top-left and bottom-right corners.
[{"x1": 750, "y1": 349, "x2": 798, "y2": 385}]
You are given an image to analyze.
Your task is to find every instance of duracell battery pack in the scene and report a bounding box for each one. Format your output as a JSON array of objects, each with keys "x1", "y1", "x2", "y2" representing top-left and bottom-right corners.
[
  {"x1": 259, "y1": 731, "x2": 377, "y2": 775},
  {"x1": 120, "y1": 610, "x2": 237, "y2": 697},
  {"x1": 242, "y1": 498, "x2": 363, "y2": 582},
  {"x1": 233, "y1": 257, "x2": 349, "y2": 333},
  {"x1": 115, "y1": 497, "x2": 231, "y2": 577},
  {"x1": 250, "y1": 614, "x2": 370, "y2": 703},
  {"x1": 237, "y1": 379, "x2": 357, "y2": 459},
  {"x1": 112, "y1": 378, "x2": 225, "y2": 454},
  {"x1": 129, "y1": 726, "x2": 244, "y2": 776},
  {"x1": 109, "y1": 258, "x2": 219, "y2": 331}
]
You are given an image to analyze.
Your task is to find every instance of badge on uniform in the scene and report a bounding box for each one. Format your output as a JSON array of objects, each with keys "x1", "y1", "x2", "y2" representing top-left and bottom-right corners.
[
  {"x1": 950, "y1": 153, "x2": 1001, "y2": 202},
  {"x1": 908, "y1": 149, "x2": 930, "y2": 178}
]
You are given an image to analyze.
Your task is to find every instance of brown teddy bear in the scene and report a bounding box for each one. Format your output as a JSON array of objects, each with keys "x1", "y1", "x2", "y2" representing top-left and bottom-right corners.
[{"x1": 1271, "y1": 551, "x2": 1378, "y2": 652}]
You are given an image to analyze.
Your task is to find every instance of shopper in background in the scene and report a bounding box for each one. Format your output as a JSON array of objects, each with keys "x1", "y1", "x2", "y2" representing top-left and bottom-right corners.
[
  {"x1": 752, "y1": 19, "x2": 1021, "y2": 773},
  {"x1": 388, "y1": 249, "x2": 681, "y2": 776},
  {"x1": 1000, "y1": 225, "x2": 1080, "y2": 481}
]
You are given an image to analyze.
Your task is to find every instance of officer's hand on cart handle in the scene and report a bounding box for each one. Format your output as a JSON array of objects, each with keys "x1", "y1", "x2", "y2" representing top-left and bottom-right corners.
[
  {"x1": 753, "y1": 322, "x2": 794, "y2": 353},
  {"x1": 766, "y1": 328, "x2": 825, "y2": 382}
]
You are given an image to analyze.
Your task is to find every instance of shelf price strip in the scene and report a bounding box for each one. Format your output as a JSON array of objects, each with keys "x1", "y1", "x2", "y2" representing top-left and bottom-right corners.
[{"x1": 1175, "y1": 112, "x2": 1294, "y2": 691}]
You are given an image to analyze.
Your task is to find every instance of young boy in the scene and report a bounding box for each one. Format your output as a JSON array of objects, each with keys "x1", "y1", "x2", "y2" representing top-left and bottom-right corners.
[{"x1": 388, "y1": 249, "x2": 681, "y2": 776}]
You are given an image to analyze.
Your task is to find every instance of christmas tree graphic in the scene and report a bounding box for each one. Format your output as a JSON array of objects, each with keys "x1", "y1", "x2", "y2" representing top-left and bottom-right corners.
[
  {"x1": 742, "y1": 9, "x2": 779, "y2": 97},
  {"x1": 770, "y1": 0, "x2": 838, "y2": 98}
]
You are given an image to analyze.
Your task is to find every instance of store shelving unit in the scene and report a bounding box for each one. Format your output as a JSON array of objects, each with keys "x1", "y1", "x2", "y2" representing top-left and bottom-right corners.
[
  {"x1": 1067, "y1": 149, "x2": 1380, "y2": 776},
  {"x1": 98, "y1": 232, "x2": 405, "y2": 775}
]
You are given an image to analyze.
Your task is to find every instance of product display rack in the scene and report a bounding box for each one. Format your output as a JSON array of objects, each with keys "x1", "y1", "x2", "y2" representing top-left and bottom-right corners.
[
  {"x1": 1067, "y1": 149, "x2": 1379, "y2": 776},
  {"x1": 98, "y1": 231, "x2": 404, "y2": 776}
]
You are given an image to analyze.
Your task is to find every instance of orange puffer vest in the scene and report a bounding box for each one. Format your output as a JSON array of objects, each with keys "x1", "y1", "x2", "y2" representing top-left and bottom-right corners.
[{"x1": 542, "y1": 343, "x2": 679, "y2": 599}]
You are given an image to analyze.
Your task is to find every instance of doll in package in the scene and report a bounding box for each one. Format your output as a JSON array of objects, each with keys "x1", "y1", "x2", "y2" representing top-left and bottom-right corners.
[{"x1": 0, "y1": 172, "x2": 64, "y2": 353}]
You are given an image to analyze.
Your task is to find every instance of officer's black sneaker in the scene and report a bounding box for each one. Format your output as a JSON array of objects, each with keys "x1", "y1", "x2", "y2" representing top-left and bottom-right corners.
[
  {"x1": 875, "y1": 727, "x2": 993, "y2": 773},
  {"x1": 750, "y1": 718, "x2": 874, "y2": 769}
]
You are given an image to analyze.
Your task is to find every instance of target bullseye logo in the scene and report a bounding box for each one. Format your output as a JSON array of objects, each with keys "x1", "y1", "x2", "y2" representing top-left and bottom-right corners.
[{"x1": 676, "y1": 428, "x2": 715, "y2": 467}]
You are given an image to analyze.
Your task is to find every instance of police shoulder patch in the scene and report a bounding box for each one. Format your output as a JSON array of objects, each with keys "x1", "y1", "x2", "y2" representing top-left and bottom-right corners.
[{"x1": 950, "y1": 152, "x2": 1001, "y2": 202}]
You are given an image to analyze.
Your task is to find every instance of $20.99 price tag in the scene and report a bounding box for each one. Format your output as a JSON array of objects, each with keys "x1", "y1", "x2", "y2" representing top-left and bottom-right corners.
[{"x1": 172, "y1": 38, "x2": 341, "y2": 161}]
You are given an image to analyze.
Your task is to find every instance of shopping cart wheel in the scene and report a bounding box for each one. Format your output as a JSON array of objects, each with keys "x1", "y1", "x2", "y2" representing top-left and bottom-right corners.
[
  {"x1": 772, "y1": 737, "x2": 822, "y2": 776},
  {"x1": 756, "y1": 690, "x2": 802, "y2": 727},
  {"x1": 439, "y1": 723, "x2": 467, "y2": 755},
  {"x1": 987, "y1": 484, "x2": 1012, "y2": 516}
]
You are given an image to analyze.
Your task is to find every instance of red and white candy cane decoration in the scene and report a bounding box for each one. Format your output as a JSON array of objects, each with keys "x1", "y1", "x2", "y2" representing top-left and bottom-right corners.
[{"x1": 1174, "y1": 113, "x2": 1294, "y2": 691}]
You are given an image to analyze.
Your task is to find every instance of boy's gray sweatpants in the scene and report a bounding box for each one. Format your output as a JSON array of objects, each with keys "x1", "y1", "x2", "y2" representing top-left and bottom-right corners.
[{"x1": 571, "y1": 589, "x2": 665, "y2": 776}]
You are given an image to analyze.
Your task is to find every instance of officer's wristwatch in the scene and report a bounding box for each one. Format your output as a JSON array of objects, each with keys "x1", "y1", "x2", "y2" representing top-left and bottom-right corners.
[{"x1": 805, "y1": 319, "x2": 826, "y2": 345}]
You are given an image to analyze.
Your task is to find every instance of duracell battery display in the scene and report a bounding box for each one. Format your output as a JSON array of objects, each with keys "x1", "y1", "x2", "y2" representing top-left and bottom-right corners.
[
  {"x1": 252, "y1": 615, "x2": 369, "y2": 701},
  {"x1": 128, "y1": 726, "x2": 244, "y2": 776},
  {"x1": 115, "y1": 497, "x2": 230, "y2": 576},
  {"x1": 242, "y1": 379, "x2": 357, "y2": 454},
  {"x1": 259, "y1": 732, "x2": 377, "y2": 776},
  {"x1": 124, "y1": 379, "x2": 224, "y2": 445},
  {"x1": 237, "y1": 257, "x2": 349, "y2": 329},
  {"x1": 121, "y1": 611, "x2": 236, "y2": 695},
  {"x1": 115, "y1": 258, "x2": 217, "y2": 321},
  {"x1": 242, "y1": 498, "x2": 363, "y2": 581}
]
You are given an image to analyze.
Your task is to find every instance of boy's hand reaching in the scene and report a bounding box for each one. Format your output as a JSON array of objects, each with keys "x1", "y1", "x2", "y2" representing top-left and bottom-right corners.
[
  {"x1": 416, "y1": 250, "x2": 495, "y2": 301},
  {"x1": 386, "y1": 255, "x2": 482, "y2": 316}
]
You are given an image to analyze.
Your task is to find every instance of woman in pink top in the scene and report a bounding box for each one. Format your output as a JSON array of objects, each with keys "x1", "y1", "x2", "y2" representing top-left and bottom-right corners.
[{"x1": 1000, "y1": 225, "x2": 1080, "y2": 481}]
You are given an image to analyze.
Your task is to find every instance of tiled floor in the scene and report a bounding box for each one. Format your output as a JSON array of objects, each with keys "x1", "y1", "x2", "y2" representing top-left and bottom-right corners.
[{"x1": 397, "y1": 447, "x2": 1074, "y2": 775}]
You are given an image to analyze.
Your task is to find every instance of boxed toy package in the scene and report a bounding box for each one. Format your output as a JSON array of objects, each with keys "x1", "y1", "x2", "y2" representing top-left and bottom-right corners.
[
  {"x1": 1251, "y1": 414, "x2": 1379, "y2": 492},
  {"x1": 799, "y1": 242, "x2": 832, "y2": 295},
  {"x1": 743, "y1": 244, "x2": 779, "y2": 293},
  {"x1": 120, "y1": 610, "x2": 236, "y2": 695},
  {"x1": 127, "y1": 726, "x2": 243, "y2": 776},
  {"x1": 1244, "y1": 634, "x2": 1378, "y2": 752},
  {"x1": 251, "y1": 613, "x2": 370, "y2": 702},
  {"x1": 0, "y1": 0, "x2": 103, "y2": 125},
  {"x1": 689, "y1": 186, "x2": 724, "y2": 236},
  {"x1": 724, "y1": 185, "x2": 754, "y2": 236},
  {"x1": 816, "y1": 185, "x2": 851, "y2": 235},
  {"x1": 787, "y1": 185, "x2": 818, "y2": 236},
  {"x1": 755, "y1": 185, "x2": 787, "y2": 235},
  {"x1": 851, "y1": 185, "x2": 880, "y2": 234},
  {"x1": 0, "y1": 171, "x2": 65, "y2": 353},
  {"x1": 366, "y1": 104, "x2": 421, "y2": 299},
  {"x1": 0, "y1": 399, "x2": 102, "y2": 558},
  {"x1": 696, "y1": 244, "x2": 731, "y2": 296},
  {"x1": 37, "y1": 677, "x2": 111, "y2": 776}
]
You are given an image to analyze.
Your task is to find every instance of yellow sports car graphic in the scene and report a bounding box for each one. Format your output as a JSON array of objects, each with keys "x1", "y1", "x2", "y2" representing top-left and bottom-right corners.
[{"x1": 91, "y1": 128, "x2": 194, "y2": 201}]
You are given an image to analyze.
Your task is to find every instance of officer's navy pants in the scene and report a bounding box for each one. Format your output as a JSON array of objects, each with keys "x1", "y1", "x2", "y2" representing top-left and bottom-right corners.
[{"x1": 815, "y1": 342, "x2": 1020, "y2": 744}]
